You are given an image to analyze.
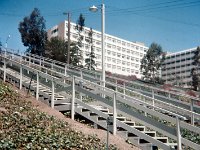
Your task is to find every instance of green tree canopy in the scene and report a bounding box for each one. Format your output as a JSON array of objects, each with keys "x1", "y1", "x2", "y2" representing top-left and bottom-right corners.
[
  {"x1": 70, "y1": 13, "x2": 85, "y2": 67},
  {"x1": 45, "y1": 37, "x2": 68, "y2": 63},
  {"x1": 18, "y1": 8, "x2": 47, "y2": 56},
  {"x1": 85, "y1": 28, "x2": 96, "y2": 70},
  {"x1": 140, "y1": 42, "x2": 165, "y2": 83}
]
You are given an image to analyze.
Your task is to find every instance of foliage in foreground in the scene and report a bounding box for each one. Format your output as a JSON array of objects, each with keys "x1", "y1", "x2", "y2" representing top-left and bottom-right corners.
[{"x1": 0, "y1": 82, "x2": 118, "y2": 150}]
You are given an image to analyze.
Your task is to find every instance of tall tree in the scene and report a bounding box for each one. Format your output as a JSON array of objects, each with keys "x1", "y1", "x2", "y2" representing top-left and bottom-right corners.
[
  {"x1": 18, "y1": 8, "x2": 47, "y2": 56},
  {"x1": 140, "y1": 42, "x2": 165, "y2": 83},
  {"x1": 85, "y1": 28, "x2": 96, "y2": 70},
  {"x1": 70, "y1": 13, "x2": 85, "y2": 67},
  {"x1": 191, "y1": 46, "x2": 200, "y2": 90}
]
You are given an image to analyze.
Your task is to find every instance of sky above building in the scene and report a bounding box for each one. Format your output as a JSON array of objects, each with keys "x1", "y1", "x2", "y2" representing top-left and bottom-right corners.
[{"x1": 0, "y1": 0, "x2": 199, "y2": 53}]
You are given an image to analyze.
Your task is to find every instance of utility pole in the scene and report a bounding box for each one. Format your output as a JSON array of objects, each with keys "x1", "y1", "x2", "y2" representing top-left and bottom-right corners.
[
  {"x1": 63, "y1": 12, "x2": 71, "y2": 65},
  {"x1": 67, "y1": 12, "x2": 71, "y2": 65}
]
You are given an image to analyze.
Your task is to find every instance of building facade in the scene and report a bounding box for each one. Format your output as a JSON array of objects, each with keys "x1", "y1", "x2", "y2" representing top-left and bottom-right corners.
[
  {"x1": 161, "y1": 47, "x2": 198, "y2": 88},
  {"x1": 47, "y1": 21, "x2": 148, "y2": 78}
]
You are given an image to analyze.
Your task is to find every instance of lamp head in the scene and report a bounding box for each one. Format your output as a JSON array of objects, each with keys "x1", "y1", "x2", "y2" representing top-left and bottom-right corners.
[{"x1": 89, "y1": 5, "x2": 98, "y2": 12}]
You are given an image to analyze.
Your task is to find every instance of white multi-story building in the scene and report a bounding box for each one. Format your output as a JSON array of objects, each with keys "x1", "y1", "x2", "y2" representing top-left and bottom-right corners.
[
  {"x1": 161, "y1": 47, "x2": 198, "y2": 88},
  {"x1": 47, "y1": 21, "x2": 148, "y2": 78}
]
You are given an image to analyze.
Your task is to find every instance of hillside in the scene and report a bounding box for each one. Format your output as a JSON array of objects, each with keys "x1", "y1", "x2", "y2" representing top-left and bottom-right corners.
[{"x1": 0, "y1": 81, "x2": 139, "y2": 150}]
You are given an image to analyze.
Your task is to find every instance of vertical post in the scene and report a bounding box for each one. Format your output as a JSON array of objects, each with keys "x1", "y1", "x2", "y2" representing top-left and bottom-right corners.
[
  {"x1": 29, "y1": 55, "x2": 31, "y2": 66},
  {"x1": 190, "y1": 99, "x2": 194, "y2": 125},
  {"x1": 80, "y1": 71, "x2": 83, "y2": 101},
  {"x1": 176, "y1": 116, "x2": 182, "y2": 150},
  {"x1": 115, "y1": 79, "x2": 118, "y2": 92},
  {"x1": 67, "y1": 12, "x2": 71, "y2": 65},
  {"x1": 45, "y1": 70, "x2": 48, "y2": 82},
  {"x1": 71, "y1": 76, "x2": 75, "y2": 120},
  {"x1": 3, "y1": 58, "x2": 6, "y2": 82},
  {"x1": 152, "y1": 89, "x2": 155, "y2": 109},
  {"x1": 39, "y1": 57, "x2": 41, "y2": 66},
  {"x1": 106, "y1": 117, "x2": 110, "y2": 150},
  {"x1": 64, "y1": 65, "x2": 67, "y2": 83},
  {"x1": 51, "y1": 79, "x2": 55, "y2": 108},
  {"x1": 123, "y1": 82, "x2": 125, "y2": 99},
  {"x1": 28, "y1": 55, "x2": 30, "y2": 74},
  {"x1": 36, "y1": 72, "x2": 39, "y2": 100},
  {"x1": 80, "y1": 69, "x2": 83, "y2": 79},
  {"x1": 113, "y1": 92, "x2": 117, "y2": 135},
  {"x1": 20, "y1": 65, "x2": 22, "y2": 89},
  {"x1": 101, "y1": 3, "x2": 105, "y2": 89}
]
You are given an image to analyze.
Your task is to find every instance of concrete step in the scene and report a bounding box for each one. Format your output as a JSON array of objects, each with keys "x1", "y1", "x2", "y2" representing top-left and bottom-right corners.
[
  {"x1": 116, "y1": 116, "x2": 126, "y2": 121},
  {"x1": 130, "y1": 126, "x2": 145, "y2": 131},
  {"x1": 154, "y1": 137, "x2": 168, "y2": 143},
  {"x1": 142, "y1": 131, "x2": 156, "y2": 137}
]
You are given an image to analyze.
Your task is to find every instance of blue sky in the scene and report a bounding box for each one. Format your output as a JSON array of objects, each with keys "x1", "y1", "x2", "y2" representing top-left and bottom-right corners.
[{"x1": 0, "y1": 0, "x2": 199, "y2": 53}]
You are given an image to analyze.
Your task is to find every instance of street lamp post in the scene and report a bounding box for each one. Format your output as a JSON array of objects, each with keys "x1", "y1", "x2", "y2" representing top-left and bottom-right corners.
[{"x1": 89, "y1": 3, "x2": 105, "y2": 88}]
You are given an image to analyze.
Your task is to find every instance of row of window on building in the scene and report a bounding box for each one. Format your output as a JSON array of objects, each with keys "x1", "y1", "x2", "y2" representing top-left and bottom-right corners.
[{"x1": 95, "y1": 62, "x2": 140, "y2": 74}]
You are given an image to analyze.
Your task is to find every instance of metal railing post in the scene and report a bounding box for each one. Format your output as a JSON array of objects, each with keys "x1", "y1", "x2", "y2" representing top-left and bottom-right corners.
[
  {"x1": 71, "y1": 76, "x2": 75, "y2": 120},
  {"x1": 51, "y1": 79, "x2": 54, "y2": 108},
  {"x1": 36, "y1": 72, "x2": 39, "y2": 100},
  {"x1": 113, "y1": 92, "x2": 117, "y2": 135},
  {"x1": 20, "y1": 65, "x2": 22, "y2": 89},
  {"x1": 3, "y1": 58, "x2": 6, "y2": 82},
  {"x1": 115, "y1": 80, "x2": 118, "y2": 92},
  {"x1": 176, "y1": 116, "x2": 182, "y2": 150},
  {"x1": 190, "y1": 99, "x2": 194, "y2": 125},
  {"x1": 152, "y1": 89, "x2": 155, "y2": 109},
  {"x1": 123, "y1": 82, "x2": 125, "y2": 99},
  {"x1": 64, "y1": 65, "x2": 67, "y2": 83}
]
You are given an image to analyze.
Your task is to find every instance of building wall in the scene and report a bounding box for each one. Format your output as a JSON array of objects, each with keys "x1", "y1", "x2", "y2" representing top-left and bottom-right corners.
[
  {"x1": 47, "y1": 21, "x2": 148, "y2": 78},
  {"x1": 161, "y1": 47, "x2": 197, "y2": 88}
]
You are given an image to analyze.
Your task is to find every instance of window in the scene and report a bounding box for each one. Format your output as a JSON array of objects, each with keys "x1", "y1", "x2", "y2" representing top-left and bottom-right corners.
[
  {"x1": 122, "y1": 41, "x2": 126, "y2": 46},
  {"x1": 112, "y1": 58, "x2": 116, "y2": 63},
  {"x1": 112, "y1": 45, "x2": 116, "y2": 49},
  {"x1": 127, "y1": 62, "x2": 130, "y2": 66},
  {"x1": 117, "y1": 46, "x2": 121, "y2": 51},
  {"x1": 51, "y1": 28, "x2": 58, "y2": 34},
  {"x1": 117, "y1": 66, "x2": 121, "y2": 70},
  {"x1": 127, "y1": 50, "x2": 130, "y2": 54},
  {"x1": 122, "y1": 54, "x2": 125, "y2": 59},
  {"x1": 112, "y1": 65, "x2": 116, "y2": 69},
  {"x1": 96, "y1": 48, "x2": 101, "y2": 52},
  {"x1": 107, "y1": 44, "x2": 112, "y2": 48},
  {"x1": 96, "y1": 54, "x2": 101, "y2": 59},
  {"x1": 107, "y1": 57, "x2": 111, "y2": 61},
  {"x1": 117, "y1": 59, "x2": 121, "y2": 64},
  {"x1": 96, "y1": 34, "x2": 101, "y2": 39},
  {"x1": 112, "y1": 39, "x2": 116, "y2": 43},
  {"x1": 107, "y1": 64, "x2": 111, "y2": 68},
  {"x1": 122, "y1": 61, "x2": 126, "y2": 65},
  {"x1": 127, "y1": 56, "x2": 130, "y2": 60},
  {"x1": 107, "y1": 50, "x2": 111, "y2": 55},
  {"x1": 122, "y1": 67, "x2": 126, "y2": 71},
  {"x1": 117, "y1": 53, "x2": 121, "y2": 58},
  {"x1": 96, "y1": 41, "x2": 101, "y2": 45},
  {"x1": 112, "y1": 52, "x2": 116, "y2": 56}
]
